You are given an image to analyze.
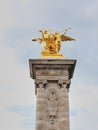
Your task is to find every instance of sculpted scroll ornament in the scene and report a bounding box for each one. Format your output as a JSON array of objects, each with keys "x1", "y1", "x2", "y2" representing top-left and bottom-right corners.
[
  {"x1": 58, "y1": 79, "x2": 71, "y2": 89},
  {"x1": 35, "y1": 79, "x2": 47, "y2": 95}
]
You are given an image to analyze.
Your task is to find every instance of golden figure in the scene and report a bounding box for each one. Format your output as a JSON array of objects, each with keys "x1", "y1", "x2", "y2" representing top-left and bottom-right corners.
[{"x1": 32, "y1": 28, "x2": 75, "y2": 58}]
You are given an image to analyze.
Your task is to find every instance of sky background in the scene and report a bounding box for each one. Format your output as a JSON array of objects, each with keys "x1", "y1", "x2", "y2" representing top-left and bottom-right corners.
[{"x1": 0, "y1": 0, "x2": 98, "y2": 130}]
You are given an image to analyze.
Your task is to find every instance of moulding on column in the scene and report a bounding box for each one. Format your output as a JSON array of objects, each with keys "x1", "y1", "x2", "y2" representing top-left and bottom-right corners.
[{"x1": 29, "y1": 59, "x2": 76, "y2": 80}]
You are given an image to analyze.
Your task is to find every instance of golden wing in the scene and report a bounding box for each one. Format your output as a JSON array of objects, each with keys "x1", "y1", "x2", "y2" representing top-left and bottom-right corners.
[{"x1": 61, "y1": 35, "x2": 75, "y2": 41}]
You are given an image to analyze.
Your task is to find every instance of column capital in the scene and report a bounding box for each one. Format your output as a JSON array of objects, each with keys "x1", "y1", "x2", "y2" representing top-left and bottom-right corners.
[
  {"x1": 35, "y1": 79, "x2": 48, "y2": 95},
  {"x1": 58, "y1": 79, "x2": 71, "y2": 89},
  {"x1": 35, "y1": 79, "x2": 48, "y2": 85}
]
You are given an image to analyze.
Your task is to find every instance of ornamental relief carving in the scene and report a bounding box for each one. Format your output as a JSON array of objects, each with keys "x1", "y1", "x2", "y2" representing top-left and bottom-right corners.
[
  {"x1": 45, "y1": 84, "x2": 60, "y2": 129},
  {"x1": 36, "y1": 69, "x2": 69, "y2": 76}
]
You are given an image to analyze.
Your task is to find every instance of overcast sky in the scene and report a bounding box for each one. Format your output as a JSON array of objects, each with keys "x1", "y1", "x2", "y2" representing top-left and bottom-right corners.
[{"x1": 0, "y1": 0, "x2": 98, "y2": 130}]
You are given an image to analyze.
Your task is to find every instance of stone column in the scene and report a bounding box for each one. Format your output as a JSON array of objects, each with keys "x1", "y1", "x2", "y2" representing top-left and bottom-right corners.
[
  {"x1": 29, "y1": 59, "x2": 76, "y2": 130},
  {"x1": 35, "y1": 80, "x2": 47, "y2": 130},
  {"x1": 58, "y1": 79, "x2": 71, "y2": 130}
]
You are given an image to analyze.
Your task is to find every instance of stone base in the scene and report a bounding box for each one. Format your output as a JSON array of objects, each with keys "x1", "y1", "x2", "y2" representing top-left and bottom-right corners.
[
  {"x1": 40, "y1": 53, "x2": 65, "y2": 59},
  {"x1": 40, "y1": 49, "x2": 64, "y2": 58}
]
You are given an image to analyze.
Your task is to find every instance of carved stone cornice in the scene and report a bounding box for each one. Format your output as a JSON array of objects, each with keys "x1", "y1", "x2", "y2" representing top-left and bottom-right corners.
[{"x1": 29, "y1": 59, "x2": 76, "y2": 80}]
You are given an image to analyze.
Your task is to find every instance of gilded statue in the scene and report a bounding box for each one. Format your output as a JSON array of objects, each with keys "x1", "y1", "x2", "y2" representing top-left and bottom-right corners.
[{"x1": 32, "y1": 28, "x2": 75, "y2": 58}]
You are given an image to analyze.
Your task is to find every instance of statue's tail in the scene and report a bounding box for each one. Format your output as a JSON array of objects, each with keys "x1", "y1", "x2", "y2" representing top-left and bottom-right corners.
[
  {"x1": 61, "y1": 35, "x2": 75, "y2": 41},
  {"x1": 32, "y1": 38, "x2": 42, "y2": 43},
  {"x1": 32, "y1": 39, "x2": 36, "y2": 41}
]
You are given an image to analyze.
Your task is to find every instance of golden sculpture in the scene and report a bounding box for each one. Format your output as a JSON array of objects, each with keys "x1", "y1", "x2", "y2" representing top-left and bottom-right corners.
[{"x1": 32, "y1": 28, "x2": 75, "y2": 58}]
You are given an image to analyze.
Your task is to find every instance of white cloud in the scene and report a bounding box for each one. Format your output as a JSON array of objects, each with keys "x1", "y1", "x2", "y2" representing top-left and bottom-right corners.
[
  {"x1": 84, "y1": 1, "x2": 98, "y2": 21},
  {"x1": 0, "y1": 44, "x2": 36, "y2": 130},
  {"x1": 0, "y1": 44, "x2": 36, "y2": 107},
  {"x1": 0, "y1": 110, "x2": 24, "y2": 130},
  {"x1": 69, "y1": 82, "x2": 98, "y2": 130}
]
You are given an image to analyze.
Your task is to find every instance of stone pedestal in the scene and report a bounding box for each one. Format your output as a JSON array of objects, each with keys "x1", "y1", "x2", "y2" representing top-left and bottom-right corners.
[{"x1": 29, "y1": 59, "x2": 76, "y2": 130}]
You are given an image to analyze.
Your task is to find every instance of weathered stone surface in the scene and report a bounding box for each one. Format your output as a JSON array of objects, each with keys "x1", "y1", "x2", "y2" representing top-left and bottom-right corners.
[{"x1": 29, "y1": 59, "x2": 76, "y2": 130}]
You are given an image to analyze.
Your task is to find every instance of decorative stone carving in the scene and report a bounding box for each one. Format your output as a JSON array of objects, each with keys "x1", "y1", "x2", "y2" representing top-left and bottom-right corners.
[
  {"x1": 35, "y1": 79, "x2": 47, "y2": 95},
  {"x1": 58, "y1": 79, "x2": 71, "y2": 89},
  {"x1": 36, "y1": 70, "x2": 68, "y2": 76},
  {"x1": 35, "y1": 79, "x2": 48, "y2": 86},
  {"x1": 45, "y1": 84, "x2": 60, "y2": 130},
  {"x1": 47, "y1": 88, "x2": 59, "y2": 117}
]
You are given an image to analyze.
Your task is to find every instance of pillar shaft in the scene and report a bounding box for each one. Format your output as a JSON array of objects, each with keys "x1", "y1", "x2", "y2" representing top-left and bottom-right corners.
[{"x1": 29, "y1": 59, "x2": 76, "y2": 130}]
